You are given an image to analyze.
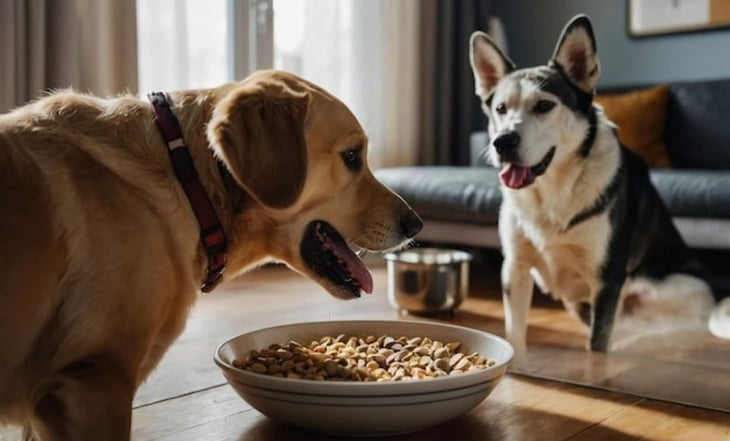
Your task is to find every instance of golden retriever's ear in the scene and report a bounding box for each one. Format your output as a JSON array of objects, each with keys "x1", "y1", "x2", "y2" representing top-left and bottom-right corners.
[{"x1": 208, "y1": 87, "x2": 309, "y2": 209}]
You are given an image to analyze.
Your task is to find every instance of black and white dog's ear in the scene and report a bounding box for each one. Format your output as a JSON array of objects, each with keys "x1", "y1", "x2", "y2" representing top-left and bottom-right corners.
[
  {"x1": 469, "y1": 31, "x2": 515, "y2": 99},
  {"x1": 550, "y1": 14, "x2": 600, "y2": 93}
]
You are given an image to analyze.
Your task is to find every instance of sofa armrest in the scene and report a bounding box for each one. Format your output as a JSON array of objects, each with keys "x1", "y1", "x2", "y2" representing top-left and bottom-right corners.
[{"x1": 470, "y1": 131, "x2": 491, "y2": 167}]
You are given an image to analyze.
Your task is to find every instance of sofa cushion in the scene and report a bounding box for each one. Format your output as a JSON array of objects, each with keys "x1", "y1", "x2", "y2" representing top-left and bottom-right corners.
[
  {"x1": 376, "y1": 167, "x2": 502, "y2": 224},
  {"x1": 650, "y1": 169, "x2": 730, "y2": 218},
  {"x1": 664, "y1": 79, "x2": 730, "y2": 169},
  {"x1": 376, "y1": 167, "x2": 730, "y2": 224},
  {"x1": 595, "y1": 85, "x2": 671, "y2": 168}
]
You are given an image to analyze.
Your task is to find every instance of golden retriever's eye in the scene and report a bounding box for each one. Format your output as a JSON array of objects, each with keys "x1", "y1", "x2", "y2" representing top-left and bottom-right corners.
[
  {"x1": 340, "y1": 147, "x2": 362, "y2": 172},
  {"x1": 534, "y1": 100, "x2": 556, "y2": 114},
  {"x1": 495, "y1": 103, "x2": 507, "y2": 115}
]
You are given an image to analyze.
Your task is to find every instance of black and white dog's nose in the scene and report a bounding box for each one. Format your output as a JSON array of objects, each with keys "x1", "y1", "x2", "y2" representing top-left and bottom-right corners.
[{"x1": 493, "y1": 131, "x2": 521, "y2": 155}]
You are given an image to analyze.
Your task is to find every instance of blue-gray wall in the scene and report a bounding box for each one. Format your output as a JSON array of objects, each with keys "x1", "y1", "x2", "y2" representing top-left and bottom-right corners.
[{"x1": 491, "y1": 0, "x2": 730, "y2": 87}]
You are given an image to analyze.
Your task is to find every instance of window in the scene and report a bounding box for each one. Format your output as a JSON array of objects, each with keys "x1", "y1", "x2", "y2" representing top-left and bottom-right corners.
[
  {"x1": 137, "y1": 0, "x2": 359, "y2": 96},
  {"x1": 137, "y1": 0, "x2": 419, "y2": 168}
]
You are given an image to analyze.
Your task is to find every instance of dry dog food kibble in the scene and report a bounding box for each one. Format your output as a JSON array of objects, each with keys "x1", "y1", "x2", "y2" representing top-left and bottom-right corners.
[{"x1": 232, "y1": 334, "x2": 496, "y2": 381}]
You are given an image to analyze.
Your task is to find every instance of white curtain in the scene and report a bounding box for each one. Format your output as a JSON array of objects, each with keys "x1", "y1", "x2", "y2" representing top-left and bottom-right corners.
[
  {"x1": 136, "y1": 0, "x2": 230, "y2": 94},
  {"x1": 274, "y1": 0, "x2": 422, "y2": 168}
]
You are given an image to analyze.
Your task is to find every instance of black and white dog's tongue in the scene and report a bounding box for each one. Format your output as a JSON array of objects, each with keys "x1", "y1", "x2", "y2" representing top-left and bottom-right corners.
[{"x1": 499, "y1": 164, "x2": 535, "y2": 189}]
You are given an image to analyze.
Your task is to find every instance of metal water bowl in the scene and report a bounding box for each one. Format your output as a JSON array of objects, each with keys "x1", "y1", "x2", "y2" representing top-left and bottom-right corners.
[{"x1": 385, "y1": 248, "x2": 473, "y2": 315}]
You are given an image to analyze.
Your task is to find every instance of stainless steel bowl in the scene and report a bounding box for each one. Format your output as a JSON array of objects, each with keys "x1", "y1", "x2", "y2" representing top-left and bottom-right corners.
[{"x1": 385, "y1": 248, "x2": 473, "y2": 314}]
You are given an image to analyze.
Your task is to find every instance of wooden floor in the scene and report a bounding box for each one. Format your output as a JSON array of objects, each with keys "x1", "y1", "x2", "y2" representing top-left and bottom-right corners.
[{"x1": 2, "y1": 260, "x2": 729, "y2": 440}]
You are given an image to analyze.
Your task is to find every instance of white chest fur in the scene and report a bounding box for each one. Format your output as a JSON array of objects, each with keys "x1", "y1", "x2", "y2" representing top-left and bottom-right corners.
[{"x1": 522, "y1": 209, "x2": 610, "y2": 303}]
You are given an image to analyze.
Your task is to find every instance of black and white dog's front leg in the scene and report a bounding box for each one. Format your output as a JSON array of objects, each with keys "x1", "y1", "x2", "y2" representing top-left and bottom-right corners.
[
  {"x1": 502, "y1": 257, "x2": 535, "y2": 369},
  {"x1": 589, "y1": 280, "x2": 623, "y2": 351},
  {"x1": 589, "y1": 254, "x2": 627, "y2": 351}
]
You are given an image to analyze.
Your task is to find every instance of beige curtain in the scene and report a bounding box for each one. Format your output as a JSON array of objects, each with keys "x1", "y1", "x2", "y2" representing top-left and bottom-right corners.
[
  {"x1": 0, "y1": 0, "x2": 138, "y2": 113},
  {"x1": 376, "y1": 0, "x2": 421, "y2": 168}
]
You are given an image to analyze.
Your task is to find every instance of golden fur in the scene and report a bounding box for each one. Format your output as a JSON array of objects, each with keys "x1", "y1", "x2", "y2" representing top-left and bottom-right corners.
[{"x1": 0, "y1": 70, "x2": 419, "y2": 439}]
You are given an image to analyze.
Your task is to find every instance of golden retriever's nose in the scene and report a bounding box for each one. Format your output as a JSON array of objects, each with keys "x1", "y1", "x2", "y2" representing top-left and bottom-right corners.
[{"x1": 400, "y1": 211, "x2": 423, "y2": 239}]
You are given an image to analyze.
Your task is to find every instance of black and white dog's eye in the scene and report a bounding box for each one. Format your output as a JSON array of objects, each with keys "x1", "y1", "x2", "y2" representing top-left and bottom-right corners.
[
  {"x1": 495, "y1": 103, "x2": 507, "y2": 115},
  {"x1": 534, "y1": 100, "x2": 556, "y2": 114},
  {"x1": 341, "y1": 147, "x2": 363, "y2": 172}
]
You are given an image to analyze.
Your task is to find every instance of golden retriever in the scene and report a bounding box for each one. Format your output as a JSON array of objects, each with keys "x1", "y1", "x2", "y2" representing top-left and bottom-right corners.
[{"x1": 0, "y1": 69, "x2": 422, "y2": 440}]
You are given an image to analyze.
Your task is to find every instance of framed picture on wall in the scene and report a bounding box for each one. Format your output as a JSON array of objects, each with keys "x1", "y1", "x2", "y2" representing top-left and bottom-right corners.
[{"x1": 628, "y1": 0, "x2": 730, "y2": 37}]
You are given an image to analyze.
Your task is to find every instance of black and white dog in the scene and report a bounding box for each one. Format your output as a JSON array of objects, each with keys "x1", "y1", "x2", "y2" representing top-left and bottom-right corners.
[{"x1": 469, "y1": 15, "x2": 721, "y2": 367}]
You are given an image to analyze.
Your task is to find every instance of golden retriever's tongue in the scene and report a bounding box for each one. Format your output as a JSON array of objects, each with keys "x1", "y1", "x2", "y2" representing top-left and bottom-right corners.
[
  {"x1": 331, "y1": 237, "x2": 373, "y2": 294},
  {"x1": 499, "y1": 164, "x2": 534, "y2": 189}
]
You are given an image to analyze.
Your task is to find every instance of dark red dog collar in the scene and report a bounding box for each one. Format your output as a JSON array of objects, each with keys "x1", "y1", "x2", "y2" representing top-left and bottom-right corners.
[{"x1": 148, "y1": 92, "x2": 227, "y2": 292}]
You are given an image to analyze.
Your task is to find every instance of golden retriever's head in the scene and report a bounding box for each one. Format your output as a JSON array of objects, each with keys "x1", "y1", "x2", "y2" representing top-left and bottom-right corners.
[{"x1": 207, "y1": 70, "x2": 422, "y2": 299}]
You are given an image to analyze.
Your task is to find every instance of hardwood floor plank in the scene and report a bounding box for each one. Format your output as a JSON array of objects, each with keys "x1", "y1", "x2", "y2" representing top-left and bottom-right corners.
[
  {"x1": 132, "y1": 386, "x2": 251, "y2": 441},
  {"x1": 517, "y1": 346, "x2": 730, "y2": 412},
  {"x1": 131, "y1": 375, "x2": 648, "y2": 441},
  {"x1": 568, "y1": 400, "x2": 730, "y2": 441}
]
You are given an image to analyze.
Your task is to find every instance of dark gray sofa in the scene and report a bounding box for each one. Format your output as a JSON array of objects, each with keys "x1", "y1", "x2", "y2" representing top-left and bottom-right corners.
[{"x1": 376, "y1": 78, "x2": 730, "y2": 250}]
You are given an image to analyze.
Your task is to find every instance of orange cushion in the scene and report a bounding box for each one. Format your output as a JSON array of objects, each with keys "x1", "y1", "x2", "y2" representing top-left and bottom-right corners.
[{"x1": 595, "y1": 84, "x2": 671, "y2": 168}]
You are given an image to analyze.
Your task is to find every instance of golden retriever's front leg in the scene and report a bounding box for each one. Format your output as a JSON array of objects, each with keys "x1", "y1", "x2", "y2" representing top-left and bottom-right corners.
[{"x1": 27, "y1": 356, "x2": 135, "y2": 441}]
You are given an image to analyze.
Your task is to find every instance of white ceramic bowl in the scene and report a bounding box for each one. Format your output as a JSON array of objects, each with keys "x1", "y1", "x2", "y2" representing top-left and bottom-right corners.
[{"x1": 214, "y1": 320, "x2": 513, "y2": 437}]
